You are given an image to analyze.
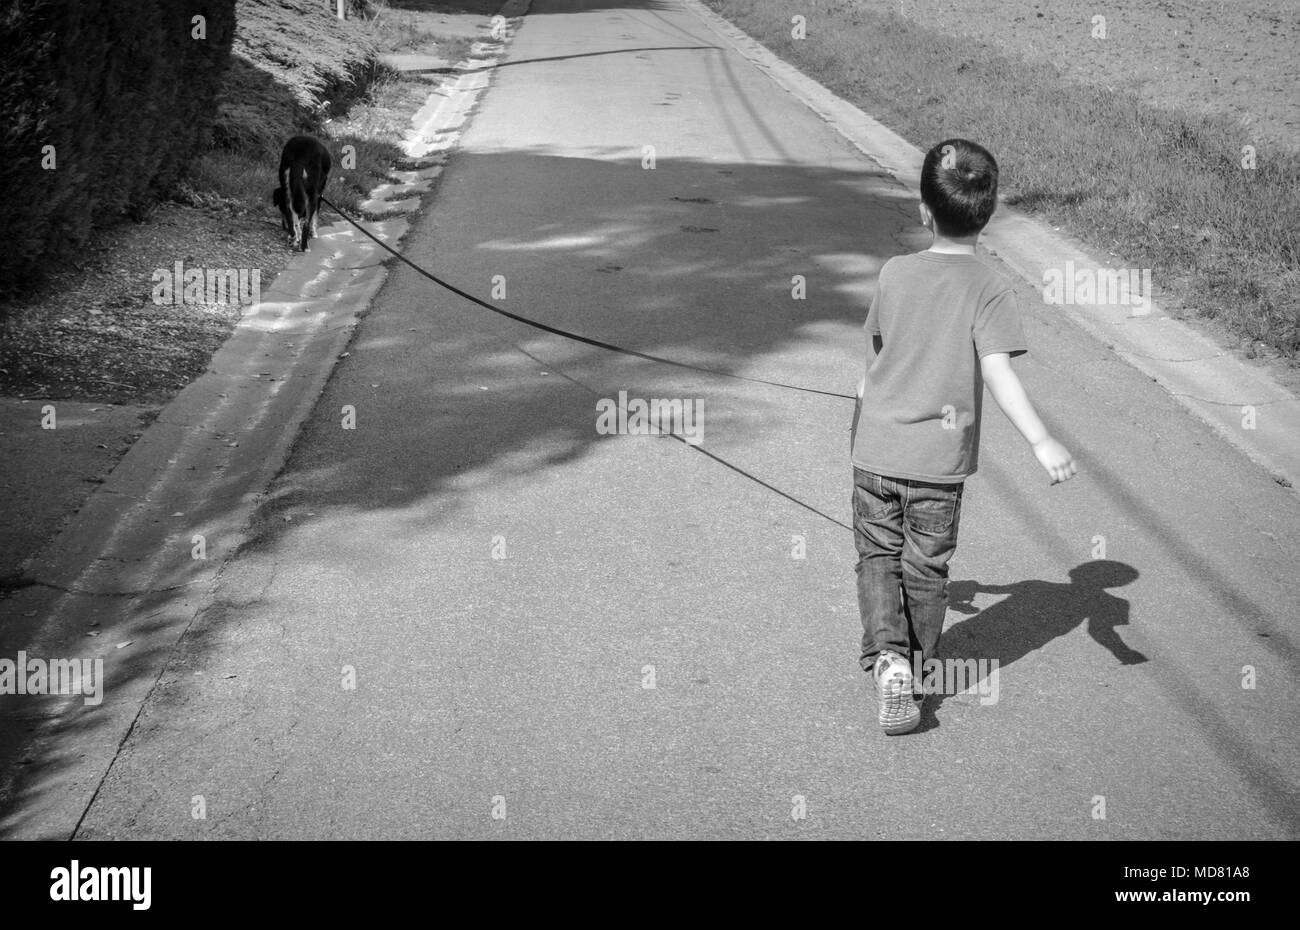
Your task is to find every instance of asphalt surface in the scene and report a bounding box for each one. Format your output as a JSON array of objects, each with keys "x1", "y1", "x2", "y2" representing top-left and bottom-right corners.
[{"x1": 69, "y1": 0, "x2": 1300, "y2": 839}]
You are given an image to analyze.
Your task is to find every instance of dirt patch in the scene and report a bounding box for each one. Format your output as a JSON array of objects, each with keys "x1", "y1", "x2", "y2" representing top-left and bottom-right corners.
[
  {"x1": 0, "y1": 205, "x2": 292, "y2": 406},
  {"x1": 861, "y1": 0, "x2": 1298, "y2": 154}
]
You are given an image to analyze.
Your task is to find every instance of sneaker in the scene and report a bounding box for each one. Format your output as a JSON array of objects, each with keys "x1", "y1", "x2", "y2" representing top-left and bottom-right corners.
[{"x1": 873, "y1": 651, "x2": 920, "y2": 735}]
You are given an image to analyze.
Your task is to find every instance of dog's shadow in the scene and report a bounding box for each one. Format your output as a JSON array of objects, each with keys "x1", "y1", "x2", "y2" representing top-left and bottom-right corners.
[{"x1": 916, "y1": 560, "x2": 1144, "y2": 728}]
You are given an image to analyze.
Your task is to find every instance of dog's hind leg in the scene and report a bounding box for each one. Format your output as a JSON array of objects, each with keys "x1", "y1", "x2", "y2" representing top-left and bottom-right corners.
[
  {"x1": 309, "y1": 174, "x2": 327, "y2": 241},
  {"x1": 297, "y1": 167, "x2": 313, "y2": 251},
  {"x1": 312, "y1": 147, "x2": 331, "y2": 242}
]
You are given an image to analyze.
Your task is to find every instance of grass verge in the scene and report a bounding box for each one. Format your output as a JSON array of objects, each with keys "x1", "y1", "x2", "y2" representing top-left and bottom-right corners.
[{"x1": 702, "y1": 0, "x2": 1300, "y2": 363}]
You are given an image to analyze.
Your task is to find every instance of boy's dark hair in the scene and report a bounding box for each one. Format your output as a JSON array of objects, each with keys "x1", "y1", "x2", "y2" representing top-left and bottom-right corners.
[{"x1": 919, "y1": 139, "x2": 999, "y2": 237}]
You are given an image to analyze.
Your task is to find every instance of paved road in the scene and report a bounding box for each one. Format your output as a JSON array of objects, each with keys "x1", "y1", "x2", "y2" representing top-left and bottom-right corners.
[{"x1": 73, "y1": 0, "x2": 1300, "y2": 839}]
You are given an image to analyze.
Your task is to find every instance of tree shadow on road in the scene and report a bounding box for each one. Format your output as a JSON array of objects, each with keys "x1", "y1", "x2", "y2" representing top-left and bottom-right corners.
[
  {"x1": 239, "y1": 149, "x2": 915, "y2": 545},
  {"x1": 0, "y1": 147, "x2": 913, "y2": 836}
]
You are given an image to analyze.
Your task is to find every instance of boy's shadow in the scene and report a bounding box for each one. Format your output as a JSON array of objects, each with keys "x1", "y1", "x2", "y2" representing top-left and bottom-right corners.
[{"x1": 916, "y1": 560, "x2": 1144, "y2": 727}]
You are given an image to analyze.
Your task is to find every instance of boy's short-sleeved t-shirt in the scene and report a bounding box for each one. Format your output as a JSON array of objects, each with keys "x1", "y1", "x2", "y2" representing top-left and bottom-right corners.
[{"x1": 851, "y1": 250, "x2": 1026, "y2": 483}]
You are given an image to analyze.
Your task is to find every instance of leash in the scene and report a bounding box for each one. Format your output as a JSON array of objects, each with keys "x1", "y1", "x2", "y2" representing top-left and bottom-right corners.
[
  {"x1": 666, "y1": 433, "x2": 854, "y2": 531},
  {"x1": 511, "y1": 342, "x2": 855, "y2": 533},
  {"x1": 319, "y1": 195, "x2": 855, "y2": 401}
]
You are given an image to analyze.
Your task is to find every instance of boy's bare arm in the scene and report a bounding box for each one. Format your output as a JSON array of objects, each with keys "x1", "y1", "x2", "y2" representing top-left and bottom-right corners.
[
  {"x1": 851, "y1": 376, "x2": 864, "y2": 452},
  {"x1": 850, "y1": 335, "x2": 880, "y2": 452},
  {"x1": 980, "y1": 352, "x2": 1078, "y2": 484}
]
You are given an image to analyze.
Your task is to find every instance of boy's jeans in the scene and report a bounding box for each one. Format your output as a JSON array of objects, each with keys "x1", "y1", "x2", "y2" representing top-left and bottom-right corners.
[{"x1": 852, "y1": 467, "x2": 963, "y2": 674}]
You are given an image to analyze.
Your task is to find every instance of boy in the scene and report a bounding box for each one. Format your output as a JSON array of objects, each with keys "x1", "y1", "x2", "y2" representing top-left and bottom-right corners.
[{"x1": 850, "y1": 138, "x2": 1077, "y2": 735}]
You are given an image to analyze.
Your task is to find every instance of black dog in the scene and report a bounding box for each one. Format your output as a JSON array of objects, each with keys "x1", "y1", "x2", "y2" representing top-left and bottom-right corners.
[{"x1": 272, "y1": 135, "x2": 331, "y2": 252}]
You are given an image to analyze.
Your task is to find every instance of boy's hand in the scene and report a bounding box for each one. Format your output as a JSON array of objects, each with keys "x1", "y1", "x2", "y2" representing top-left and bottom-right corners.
[{"x1": 1032, "y1": 437, "x2": 1077, "y2": 484}]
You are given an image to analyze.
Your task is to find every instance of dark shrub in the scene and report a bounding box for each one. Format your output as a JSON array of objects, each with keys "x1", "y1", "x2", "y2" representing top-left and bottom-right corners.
[{"x1": 0, "y1": 0, "x2": 236, "y2": 299}]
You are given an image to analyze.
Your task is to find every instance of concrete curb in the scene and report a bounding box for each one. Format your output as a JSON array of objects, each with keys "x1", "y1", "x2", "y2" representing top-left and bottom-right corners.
[
  {"x1": 0, "y1": 6, "x2": 527, "y2": 839},
  {"x1": 684, "y1": 0, "x2": 1300, "y2": 492}
]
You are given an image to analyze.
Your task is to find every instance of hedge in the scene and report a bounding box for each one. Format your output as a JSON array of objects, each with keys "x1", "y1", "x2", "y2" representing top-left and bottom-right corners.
[{"x1": 0, "y1": 0, "x2": 237, "y2": 298}]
